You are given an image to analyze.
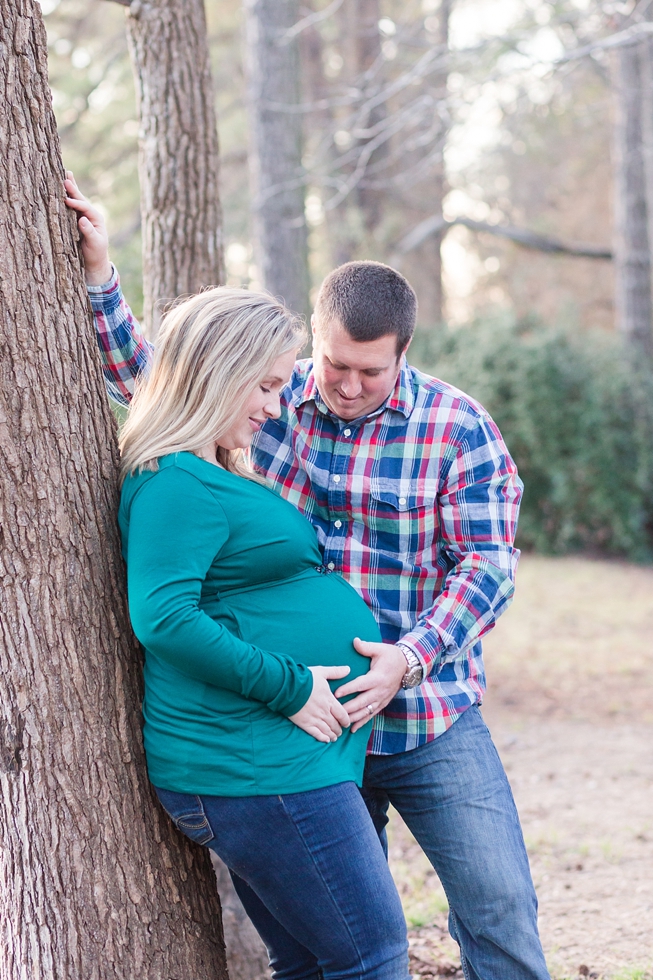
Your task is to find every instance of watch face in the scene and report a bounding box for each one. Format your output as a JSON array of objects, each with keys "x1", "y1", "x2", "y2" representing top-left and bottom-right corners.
[{"x1": 402, "y1": 665, "x2": 423, "y2": 688}]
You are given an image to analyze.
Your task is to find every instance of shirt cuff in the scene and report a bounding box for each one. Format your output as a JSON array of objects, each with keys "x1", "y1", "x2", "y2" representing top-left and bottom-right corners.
[
  {"x1": 266, "y1": 664, "x2": 314, "y2": 718},
  {"x1": 396, "y1": 627, "x2": 446, "y2": 678},
  {"x1": 86, "y1": 264, "x2": 119, "y2": 294}
]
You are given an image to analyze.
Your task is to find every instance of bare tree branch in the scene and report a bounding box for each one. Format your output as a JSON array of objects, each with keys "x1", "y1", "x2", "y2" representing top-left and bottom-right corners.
[
  {"x1": 390, "y1": 214, "x2": 613, "y2": 265},
  {"x1": 281, "y1": 0, "x2": 345, "y2": 43},
  {"x1": 556, "y1": 19, "x2": 653, "y2": 62}
]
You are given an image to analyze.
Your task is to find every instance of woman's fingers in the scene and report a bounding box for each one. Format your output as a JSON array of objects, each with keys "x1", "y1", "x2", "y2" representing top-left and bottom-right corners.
[
  {"x1": 306, "y1": 726, "x2": 332, "y2": 744},
  {"x1": 319, "y1": 702, "x2": 344, "y2": 738},
  {"x1": 330, "y1": 698, "x2": 351, "y2": 729},
  {"x1": 311, "y1": 667, "x2": 351, "y2": 729},
  {"x1": 318, "y1": 664, "x2": 351, "y2": 680},
  {"x1": 326, "y1": 719, "x2": 343, "y2": 739}
]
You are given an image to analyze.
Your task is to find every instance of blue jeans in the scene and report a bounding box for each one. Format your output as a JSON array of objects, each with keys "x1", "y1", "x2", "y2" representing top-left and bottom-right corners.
[
  {"x1": 230, "y1": 706, "x2": 550, "y2": 980},
  {"x1": 362, "y1": 705, "x2": 550, "y2": 980},
  {"x1": 154, "y1": 780, "x2": 409, "y2": 980}
]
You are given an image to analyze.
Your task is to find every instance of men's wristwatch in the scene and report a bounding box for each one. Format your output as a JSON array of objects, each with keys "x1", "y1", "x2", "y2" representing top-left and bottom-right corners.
[{"x1": 397, "y1": 642, "x2": 424, "y2": 689}]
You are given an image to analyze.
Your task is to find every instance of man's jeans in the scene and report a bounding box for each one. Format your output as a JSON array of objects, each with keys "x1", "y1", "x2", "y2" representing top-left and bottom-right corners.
[
  {"x1": 362, "y1": 705, "x2": 550, "y2": 980},
  {"x1": 154, "y1": 780, "x2": 409, "y2": 980}
]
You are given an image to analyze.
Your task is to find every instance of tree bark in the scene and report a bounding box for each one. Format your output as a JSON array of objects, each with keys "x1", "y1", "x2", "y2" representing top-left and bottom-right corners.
[
  {"x1": 243, "y1": 0, "x2": 311, "y2": 320},
  {"x1": 125, "y1": 0, "x2": 224, "y2": 335},
  {"x1": 327, "y1": 0, "x2": 385, "y2": 262},
  {"x1": 612, "y1": 37, "x2": 653, "y2": 353},
  {"x1": 640, "y1": 33, "x2": 653, "y2": 355},
  {"x1": 211, "y1": 855, "x2": 271, "y2": 980},
  {"x1": 401, "y1": 0, "x2": 450, "y2": 327},
  {"x1": 0, "y1": 4, "x2": 228, "y2": 977},
  {"x1": 351, "y1": 0, "x2": 385, "y2": 232}
]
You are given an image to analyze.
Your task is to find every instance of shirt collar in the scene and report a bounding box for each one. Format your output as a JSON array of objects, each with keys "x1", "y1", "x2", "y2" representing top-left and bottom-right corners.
[{"x1": 296, "y1": 357, "x2": 415, "y2": 421}]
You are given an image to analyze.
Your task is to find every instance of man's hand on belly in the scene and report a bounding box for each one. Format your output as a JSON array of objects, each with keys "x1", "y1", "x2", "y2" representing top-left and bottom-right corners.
[{"x1": 335, "y1": 641, "x2": 408, "y2": 733}]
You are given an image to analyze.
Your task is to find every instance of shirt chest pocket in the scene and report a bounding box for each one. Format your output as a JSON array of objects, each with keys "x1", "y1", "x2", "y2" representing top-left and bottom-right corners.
[{"x1": 367, "y1": 481, "x2": 438, "y2": 558}]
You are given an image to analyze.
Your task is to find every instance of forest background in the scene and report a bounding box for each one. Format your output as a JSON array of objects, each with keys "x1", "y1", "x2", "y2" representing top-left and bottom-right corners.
[{"x1": 43, "y1": 0, "x2": 653, "y2": 561}]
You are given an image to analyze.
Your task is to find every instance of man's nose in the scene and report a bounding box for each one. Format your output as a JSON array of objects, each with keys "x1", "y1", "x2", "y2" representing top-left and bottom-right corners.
[{"x1": 340, "y1": 375, "x2": 362, "y2": 397}]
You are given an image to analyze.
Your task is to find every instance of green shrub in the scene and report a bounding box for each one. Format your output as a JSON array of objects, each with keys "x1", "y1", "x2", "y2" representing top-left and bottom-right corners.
[{"x1": 410, "y1": 317, "x2": 653, "y2": 560}]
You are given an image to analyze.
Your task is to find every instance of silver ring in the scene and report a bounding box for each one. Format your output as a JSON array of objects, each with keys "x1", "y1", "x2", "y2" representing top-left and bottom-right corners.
[{"x1": 366, "y1": 704, "x2": 374, "y2": 715}]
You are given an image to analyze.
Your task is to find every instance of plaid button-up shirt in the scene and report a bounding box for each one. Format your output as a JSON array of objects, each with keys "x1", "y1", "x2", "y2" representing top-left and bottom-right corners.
[{"x1": 89, "y1": 269, "x2": 523, "y2": 755}]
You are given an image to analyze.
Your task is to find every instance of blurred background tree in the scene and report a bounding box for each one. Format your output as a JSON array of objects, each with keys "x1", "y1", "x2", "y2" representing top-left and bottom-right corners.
[
  {"x1": 41, "y1": 0, "x2": 653, "y2": 559},
  {"x1": 123, "y1": 0, "x2": 224, "y2": 334}
]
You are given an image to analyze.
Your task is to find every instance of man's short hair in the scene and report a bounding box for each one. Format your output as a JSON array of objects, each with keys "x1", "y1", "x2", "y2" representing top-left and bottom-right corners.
[{"x1": 314, "y1": 261, "x2": 418, "y2": 357}]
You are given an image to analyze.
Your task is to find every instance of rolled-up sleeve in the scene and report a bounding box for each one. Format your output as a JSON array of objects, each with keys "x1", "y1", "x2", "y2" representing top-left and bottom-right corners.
[
  {"x1": 398, "y1": 412, "x2": 523, "y2": 676},
  {"x1": 87, "y1": 266, "x2": 154, "y2": 406}
]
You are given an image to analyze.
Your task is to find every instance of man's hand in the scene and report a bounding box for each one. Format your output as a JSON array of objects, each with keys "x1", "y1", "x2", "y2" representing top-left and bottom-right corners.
[
  {"x1": 288, "y1": 665, "x2": 352, "y2": 743},
  {"x1": 64, "y1": 172, "x2": 112, "y2": 286},
  {"x1": 335, "y1": 639, "x2": 408, "y2": 733}
]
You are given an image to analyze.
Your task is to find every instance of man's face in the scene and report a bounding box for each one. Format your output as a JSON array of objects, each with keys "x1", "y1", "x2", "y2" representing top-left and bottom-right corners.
[{"x1": 311, "y1": 316, "x2": 407, "y2": 421}]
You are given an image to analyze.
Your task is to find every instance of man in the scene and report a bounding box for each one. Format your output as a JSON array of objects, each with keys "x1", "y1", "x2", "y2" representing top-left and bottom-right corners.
[{"x1": 66, "y1": 173, "x2": 550, "y2": 980}]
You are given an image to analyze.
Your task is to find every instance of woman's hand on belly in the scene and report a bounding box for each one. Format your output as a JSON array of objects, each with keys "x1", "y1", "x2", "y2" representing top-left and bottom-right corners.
[{"x1": 288, "y1": 665, "x2": 352, "y2": 743}]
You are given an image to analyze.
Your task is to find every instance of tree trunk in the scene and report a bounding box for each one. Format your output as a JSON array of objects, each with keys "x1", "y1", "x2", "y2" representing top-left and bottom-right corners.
[
  {"x1": 211, "y1": 855, "x2": 271, "y2": 980},
  {"x1": 125, "y1": 0, "x2": 224, "y2": 335},
  {"x1": 401, "y1": 0, "x2": 451, "y2": 327},
  {"x1": 328, "y1": 0, "x2": 385, "y2": 262},
  {"x1": 351, "y1": 0, "x2": 385, "y2": 233},
  {"x1": 0, "y1": 4, "x2": 229, "y2": 977},
  {"x1": 640, "y1": 33, "x2": 653, "y2": 356},
  {"x1": 612, "y1": 36, "x2": 653, "y2": 353},
  {"x1": 243, "y1": 0, "x2": 311, "y2": 320}
]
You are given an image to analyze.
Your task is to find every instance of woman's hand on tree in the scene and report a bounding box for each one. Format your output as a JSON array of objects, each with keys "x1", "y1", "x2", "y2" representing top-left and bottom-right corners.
[
  {"x1": 64, "y1": 171, "x2": 112, "y2": 286},
  {"x1": 288, "y1": 665, "x2": 352, "y2": 743}
]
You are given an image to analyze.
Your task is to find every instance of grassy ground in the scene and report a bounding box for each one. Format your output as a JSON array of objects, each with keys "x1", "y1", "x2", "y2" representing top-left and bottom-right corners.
[{"x1": 388, "y1": 555, "x2": 653, "y2": 980}]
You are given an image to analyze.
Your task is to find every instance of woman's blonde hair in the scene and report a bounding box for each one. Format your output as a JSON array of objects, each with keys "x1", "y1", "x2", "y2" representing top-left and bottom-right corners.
[{"x1": 119, "y1": 287, "x2": 306, "y2": 481}]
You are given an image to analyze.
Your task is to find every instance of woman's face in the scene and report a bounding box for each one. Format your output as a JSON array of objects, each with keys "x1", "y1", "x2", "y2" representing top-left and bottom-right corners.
[{"x1": 217, "y1": 348, "x2": 297, "y2": 451}]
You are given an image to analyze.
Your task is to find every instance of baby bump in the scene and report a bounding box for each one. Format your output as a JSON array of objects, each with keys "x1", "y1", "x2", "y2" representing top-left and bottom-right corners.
[{"x1": 219, "y1": 570, "x2": 381, "y2": 682}]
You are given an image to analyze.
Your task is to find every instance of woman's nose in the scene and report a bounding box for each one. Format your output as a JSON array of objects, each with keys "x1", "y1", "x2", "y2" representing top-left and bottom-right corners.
[{"x1": 265, "y1": 394, "x2": 282, "y2": 419}]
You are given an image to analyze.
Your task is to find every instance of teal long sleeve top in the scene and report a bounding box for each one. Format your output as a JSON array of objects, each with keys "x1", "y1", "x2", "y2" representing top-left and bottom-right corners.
[{"x1": 119, "y1": 452, "x2": 381, "y2": 796}]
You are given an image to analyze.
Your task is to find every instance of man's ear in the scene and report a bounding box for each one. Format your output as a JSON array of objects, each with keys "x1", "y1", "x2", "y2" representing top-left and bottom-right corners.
[
  {"x1": 311, "y1": 313, "x2": 317, "y2": 342},
  {"x1": 399, "y1": 337, "x2": 411, "y2": 362}
]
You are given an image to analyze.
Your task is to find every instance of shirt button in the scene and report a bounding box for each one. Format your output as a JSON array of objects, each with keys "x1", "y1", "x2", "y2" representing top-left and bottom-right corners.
[
  {"x1": 398, "y1": 497, "x2": 406, "y2": 506},
  {"x1": 334, "y1": 520, "x2": 342, "y2": 528},
  {"x1": 332, "y1": 474, "x2": 341, "y2": 483},
  {"x1": 327, "y1": 562, "x2": 335, "y2": 570},
  {"x1": 343, "y1": 428, "x2": 351, "y2": 437}
]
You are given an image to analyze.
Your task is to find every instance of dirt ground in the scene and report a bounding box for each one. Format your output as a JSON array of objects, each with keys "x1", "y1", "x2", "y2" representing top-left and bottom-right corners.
[{"x1": 388, "y1": 555, "x2": 653, "y2": 980}]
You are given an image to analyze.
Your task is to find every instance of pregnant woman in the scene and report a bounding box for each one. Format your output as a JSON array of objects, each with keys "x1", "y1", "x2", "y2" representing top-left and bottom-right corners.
[{"x1": 81, "y1": 213, "x2": 410, "y2": 975}]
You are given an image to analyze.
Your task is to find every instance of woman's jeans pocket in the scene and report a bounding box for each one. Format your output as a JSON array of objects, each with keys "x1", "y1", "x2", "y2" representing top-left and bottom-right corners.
[{"x1": 154, "y1": 786, "x2": 215, "y2": 846}]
